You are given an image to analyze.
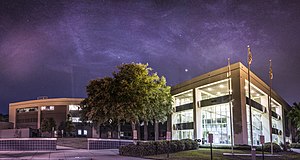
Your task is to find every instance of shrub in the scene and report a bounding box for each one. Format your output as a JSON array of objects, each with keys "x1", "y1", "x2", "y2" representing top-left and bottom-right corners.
[
  {"x1": 119, "y1": 139, "x2": 198, "y2": 157},
  {"x1": 289, "y1": 143, "x2": 300, "y2": 148},
  {"x1": 172, "y1": 140, "x2": 185, "y2": 151},
  {"x1": 234, "y1": 144, "x2": 251, "y2": 150},
  {"x1": 182, "y1": 139, "x2": 198, "y2": 150},
  {"x1": 261, "y1": 142, "x2": 282, "y2": 152}
]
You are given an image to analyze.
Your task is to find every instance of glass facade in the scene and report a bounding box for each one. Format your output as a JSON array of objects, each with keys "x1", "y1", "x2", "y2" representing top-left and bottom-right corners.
[
  {"x1": 245, "y1": 80, "x2": 283, "y2": 145},
  {"x1": 201, "y1": 103, "x2": 231, "y2": 144},
  {"x1": 197, "y1": 79, "x2": 232, "y2": 145},
  {"x1": 172, "y1": 90, "x2": 194, "y2": 140},
  {"x1": 171, "y1": 71, "x2": 286, "y2": 146},
  {"x1": 247, "y1": 106, "x2": 263, "y2": 145},
  {"x1": 198, "y1": 79, "x2": 231, "y2": 101}
]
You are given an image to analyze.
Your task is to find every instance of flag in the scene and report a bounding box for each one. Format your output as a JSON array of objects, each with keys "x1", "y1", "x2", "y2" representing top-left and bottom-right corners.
[
  {"x1": 227, "y1": 58, "x2": 231, "y2": 77},
  {"x1": 269, "y1": 60, "x2": 273, "y2": 80},
  {"x1": 247, "y1": 45, "x2": 253, "y2": 65}
]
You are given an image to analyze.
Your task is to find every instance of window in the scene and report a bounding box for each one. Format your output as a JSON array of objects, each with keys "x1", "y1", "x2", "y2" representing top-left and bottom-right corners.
[
  {"x1": 197, "y1": 79, "x2": 231, "y2": 101},
  {"x1": 72, "y1": 117, "x2": 82, "y2": 122},
  {"x1": 84, "y1": 130, "x2": 87, "y2": 135},
  {"x1": 174, "y1": 90, "x2": 193, "y2": 107},
  {"x1": 172, "y1": 110, "x2": 193, "y2": 124},
  {"x1": 78, "y1": 129, "x2": 82, "y2": 135},
  {"x1": 247, "y1": 106, "x2": 263, "y2": 145},
  {"x1": 41, "y1": 106, "x2": 54, "y2": 110},
  {"x1": 16, "y1": 107, "x2": 38, "y2": 113},
  {"x1": 201, "y1": 103, "x2": 231, "y2": 145},
  {"x1": 69, "y1": 105, "x2": 81, "y2": 111}
]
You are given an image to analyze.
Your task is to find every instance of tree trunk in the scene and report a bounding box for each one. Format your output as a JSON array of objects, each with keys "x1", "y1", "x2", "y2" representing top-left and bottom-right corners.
[
  {"x1": 137, "y1": 122, "x2": 141, "y2": 140},
  {"x1": 117, "y1": 120, "x2": 121, "y2": 139},
  {"x1": 144, "y1": 121, "x2": 148, "y2": 141},
  {"x1": 154, "y1": 119, "x2": 159, "y2": 141},
  {"x1": 99, "y1": 125, "x2": 101, "y2": 138},
  {"x1": 131, "y1": 121, "x2": 136, "y2": 140}
]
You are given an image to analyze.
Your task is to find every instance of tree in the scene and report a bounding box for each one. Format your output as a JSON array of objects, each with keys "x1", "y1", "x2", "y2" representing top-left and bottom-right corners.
[
  {"x1": 58, "y1": 114, "x2": 75, "y2": 137},
  {"x1": 288, "y1": 102, "x2": 300, "y2": 142},
  {"x1": 81, "y1": 63, "x2": 173, "y2": 140},
  {"x1": 81, "y1": 77, "x2": 116, "y2": 137},
  {"x1": 41, "y1": 117, "x2": 56, "y2": 133}
]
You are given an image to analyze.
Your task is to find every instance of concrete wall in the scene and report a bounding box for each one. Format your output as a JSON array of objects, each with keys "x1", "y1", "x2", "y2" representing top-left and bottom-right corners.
[
  {"x1": 0, "y1": 138, "x2": 56, "y2": 151},
  {"x1": 0, "y1": 122, "x2": 13, "y2": 130},
  {"x1": 0, "y1": 128, "x2": 30, "y2": 138}
]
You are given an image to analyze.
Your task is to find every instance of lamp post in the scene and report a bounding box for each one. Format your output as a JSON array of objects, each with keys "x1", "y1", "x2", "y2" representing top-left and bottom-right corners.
[
  {"x1": 227, "y1": 58, "x2": 234, "y2": 154},
  {"x1": 268, "y1": 60, "x2": 273, "y2": 154},
  {"x1": 247, "y1": 45, "x2": 255, "y2": 160}
]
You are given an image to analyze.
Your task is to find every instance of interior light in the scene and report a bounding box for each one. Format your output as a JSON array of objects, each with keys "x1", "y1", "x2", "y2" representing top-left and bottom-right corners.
[
  {"x1": 217, "y1": 92, "x2": 221, "y2": 95},
  {"x1": 219, "y1": 85, "x2": 224, "y2": 88},
  {"x1": 256, "y1": 94, "x2": 260, "y2": 96},
  {"x1": 207, "y1": 88, "x2": 212, "y2": 91}
]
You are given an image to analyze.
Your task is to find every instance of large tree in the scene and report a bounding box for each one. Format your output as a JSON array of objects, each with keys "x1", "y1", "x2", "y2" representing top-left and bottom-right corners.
[
  {"x1": 81, "y1": 63, "x2": 172, "y2": 140},
  {"x1": 81, "y1": 77, "x2": 115, "y2": 137},
  {"x1": 41, "y1": 117, "x2": 56, "y2": 135},
  {"x1": 58, "y1": 114, "x2": 75, "y2": 137},
  {"x1": 288, "y1": 102, "x2": 300, "y2": 142}
]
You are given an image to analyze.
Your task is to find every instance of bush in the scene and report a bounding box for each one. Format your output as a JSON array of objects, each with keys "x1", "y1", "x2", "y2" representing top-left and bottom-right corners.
[
  {"x1": 261, "y1": 142, "x2": 282, "y2": 152},
  {"x1": 289, "y1": 143, "x2": 300, "y2": 148},
  {"x1": 119, "y1": 139, "x2": 198, "y2": 157},
  {"x1": 172, "y1": 140, "x2": 185, "y2": 151}
]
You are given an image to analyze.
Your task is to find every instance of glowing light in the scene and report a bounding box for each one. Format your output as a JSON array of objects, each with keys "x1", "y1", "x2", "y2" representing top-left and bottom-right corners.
[
  {"x1": 219, "y1": 84, "x2": 224, "y2": 88},
  {"x1": 185, "y1": 69, "x2": 188, "y2": 72},
  {"x1": 207, "y1": 88, "x2": 212, "y2": 91}
]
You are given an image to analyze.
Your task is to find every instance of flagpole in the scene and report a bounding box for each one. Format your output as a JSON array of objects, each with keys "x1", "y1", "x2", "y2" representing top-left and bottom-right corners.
[
  {"x1": 268, "y1": 60, "x2": 273, "y2": 154},
  {"x1": 227, "y1": 58, "x2": 234, "y2": 154},
  {"x1": 247, "y1": 45, "x2": 254, "y2": 158}
]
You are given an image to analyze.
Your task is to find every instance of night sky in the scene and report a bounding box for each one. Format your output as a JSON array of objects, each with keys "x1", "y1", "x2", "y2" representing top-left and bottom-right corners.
[{"x1": 1, "y1": 0, "x2": 300, "y2": 114}]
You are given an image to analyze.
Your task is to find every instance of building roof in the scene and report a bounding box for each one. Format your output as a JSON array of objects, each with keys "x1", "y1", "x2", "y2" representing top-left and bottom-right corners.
[{"x1": 9, "y1": 98, "x2": 84, "y2": 109}]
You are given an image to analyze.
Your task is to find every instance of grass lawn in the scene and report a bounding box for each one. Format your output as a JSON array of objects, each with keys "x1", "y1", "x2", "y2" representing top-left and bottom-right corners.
[{"x1": 145, "y1": 148, "x2": 300, "y2": 160}]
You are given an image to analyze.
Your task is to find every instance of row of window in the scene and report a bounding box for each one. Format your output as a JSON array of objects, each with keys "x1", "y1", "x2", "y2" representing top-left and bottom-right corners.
[
  {"x1": 17, "y1": 118, "x2": 38, "y2": 123},
  {"x1": 16, "y1": 107, "x2": 38, "y2": 113},
  {"x1": 15, "y1": 105, "x2": 81, "y2": 113}
]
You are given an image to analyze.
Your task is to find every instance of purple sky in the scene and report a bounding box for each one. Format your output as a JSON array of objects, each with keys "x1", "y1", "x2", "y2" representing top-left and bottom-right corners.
[{"x1": 1, "y1": 0, "x2": 300, "y2": 114}]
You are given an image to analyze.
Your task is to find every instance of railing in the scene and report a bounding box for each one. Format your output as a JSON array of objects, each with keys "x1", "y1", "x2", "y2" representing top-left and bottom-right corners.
[
  {"x1": 88, "y1": 138, "x2": 133, "y2": 150},
  {"x1": 0, "y1": 138, "x2": 56, "y2": 151}
]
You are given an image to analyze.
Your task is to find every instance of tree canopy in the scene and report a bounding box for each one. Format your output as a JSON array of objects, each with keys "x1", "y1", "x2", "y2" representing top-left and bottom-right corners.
[
  {"x1": 80, "y1": 63, "x2": 172, "y2": 130},
  {"x1": 41, "y1": 117, "x2": 56, "y2": 133},
  {"x1": 288, "y1": 102, "x2": 300, "y2": 130}
]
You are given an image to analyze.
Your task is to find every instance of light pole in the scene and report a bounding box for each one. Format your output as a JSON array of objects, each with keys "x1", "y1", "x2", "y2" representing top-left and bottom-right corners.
[
  {"x1": 227, "y1": 58, "x2": 234, "y2": 154},
  {"x1": 247, "y1": 45, "x2": 255, "y2": 160},
  {"x1": 268, "y1": 60, "x2": 273, "y2": 154}
]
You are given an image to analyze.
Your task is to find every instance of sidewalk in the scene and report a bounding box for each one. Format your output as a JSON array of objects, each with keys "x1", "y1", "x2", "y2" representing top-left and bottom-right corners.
[
  {"x1": 291, "y1": 148, "x2": 300, "y2": 154},
  {"x1": 0, "y1": 146, "x2": 149, "y2": 160}
]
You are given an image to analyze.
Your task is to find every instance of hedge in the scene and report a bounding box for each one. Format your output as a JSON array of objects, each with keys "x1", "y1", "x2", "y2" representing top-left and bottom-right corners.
[
  {"x1": 199, "y1": 143, "x2": 282, "y2": 152},
  {"x1": 119, "y1": 139, "x2": 198, "y2": 157},
  {"x1": 260, "y1": 142, "x2": 282, "y2": 152}
]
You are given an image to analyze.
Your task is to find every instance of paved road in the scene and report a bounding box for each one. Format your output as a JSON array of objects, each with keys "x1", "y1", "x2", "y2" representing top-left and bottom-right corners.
[{"x1": 0, "y1": 146, "x2": 150, "y2": 160}]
